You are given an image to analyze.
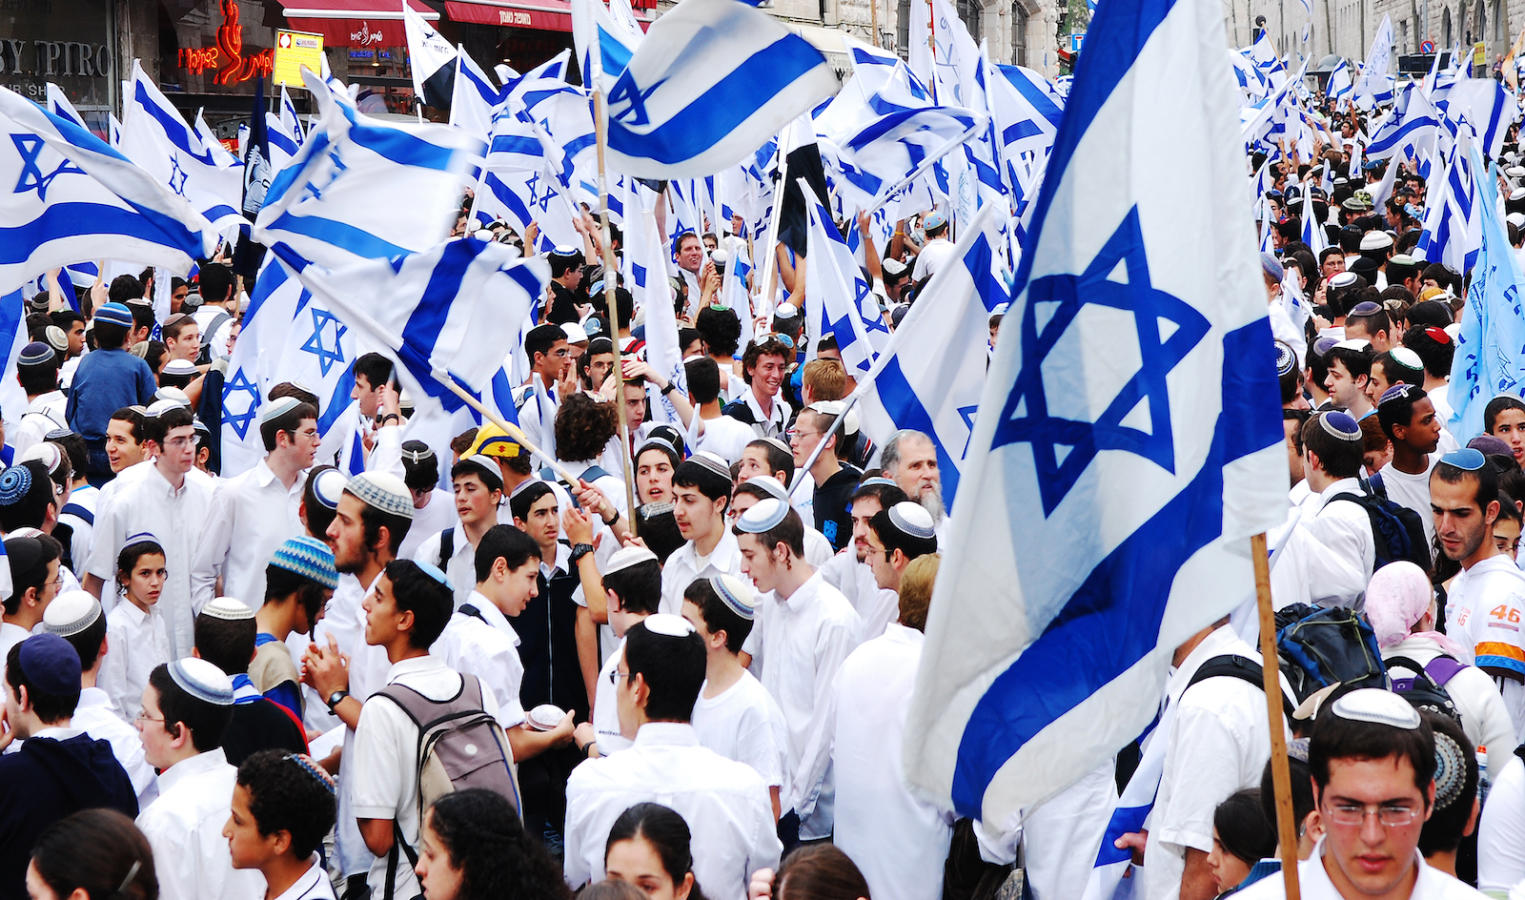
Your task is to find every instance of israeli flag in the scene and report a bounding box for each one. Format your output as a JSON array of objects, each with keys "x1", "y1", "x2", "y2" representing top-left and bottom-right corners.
[
  {"x1": 1444, "y1": 79, "x2": 1520, "y2": 160},
  {"x1": 803, "y1": 191, "x2": 890, "y2": 378},
  {"x1": 403, "y1": 2, "x2": 457, "y2": 110},
  {"x1": 901, "y1": 0, "x2": 1288, "y2": 836},
  {"x1": 1366, "y1": 81, "x2": 1440, "y2": 160},
  {"x1": 254, "y1": 68, "x2": 484, "y2": 271},
  {"x1": 1416, "y1": 134, "x2": 1480, "y2": 276},
  {"x1": 282, "y1": 237, "x2": 549, "y2": 415},
  {"x1": 604, "y1": 0, "x2": 839, "y2": 178},
  {"x1": 45, "y1": 84, "x2": 88, "y2": 130},
  {"x1": 624, "y1": 184, "x2": 687, "y2": 423},
  {"x1": 0, "y1": 86, "x2": 214, "y2": 296},
  {"x1": 478, "y1": 107, "x2": 582, "y2": 250},
  {"x1": 450, "y1": 49, "x2": 504, "y2": 138},
  {"x1": 833, "y1": 102, "x2": 980, "y2": 212},
  {"x1": 1327, "y1": 59, "x2": 1354, "y2": 104},
  {"x1": 1447, "y1": 150, "x2": 1525, "y2": 442},
  {"x1": 572, "y1": 0, "x2": 643, "y2": 91},
  {"x1": 117, "y1": 61, "x2": 244, "y2": 239},
  {"x1": 851, "y1": 206, "x2": 1006, "y2": 505},
  {"x1": 1353, "y1": 14, "x2": 1396, "y2": 109}
]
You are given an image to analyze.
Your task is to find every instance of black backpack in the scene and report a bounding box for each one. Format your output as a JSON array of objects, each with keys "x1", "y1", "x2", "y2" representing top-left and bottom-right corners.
[
  {"x1": 1276, "y1": 605, "x2": 1388, "y2": 702},
  {"x1": 1186, "y1": 654, "x2": 1296, "y2": 719},
  {"x1": 1329, "y1": 490, "x2": 1431, "y2": 572},
  {"x1": 1386, "y1": 654, "x2": 1464, "y2": 721}
]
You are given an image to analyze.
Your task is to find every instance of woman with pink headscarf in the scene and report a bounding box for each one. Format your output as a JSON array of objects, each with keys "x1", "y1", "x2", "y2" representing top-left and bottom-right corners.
[{"x1": 1366, "y1": 560, "x2": 1517, "y2": 779}]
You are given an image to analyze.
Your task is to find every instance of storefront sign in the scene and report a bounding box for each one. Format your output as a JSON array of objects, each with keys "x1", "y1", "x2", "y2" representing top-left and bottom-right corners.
[
  {"x1": 0, "y1": 40, "x2": 111, "y2": 78},
  {"x1": 177, "y1": 0, "x2": 275, "y2": 85}
]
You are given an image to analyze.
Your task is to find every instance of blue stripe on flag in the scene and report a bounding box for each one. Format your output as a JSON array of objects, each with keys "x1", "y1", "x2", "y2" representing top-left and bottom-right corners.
[
  {"x1": 873, "y1": 359, "x2": 963, "y2": 500},
  {"x1": 0, "y1": 201, "x2": 205, "y2": 265}
]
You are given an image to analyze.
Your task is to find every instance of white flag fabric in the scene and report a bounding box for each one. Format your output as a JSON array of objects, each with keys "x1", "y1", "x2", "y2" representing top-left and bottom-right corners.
[
  {"x1": 403, "y1": 2, "x2": 457, "y2": 109},
  {"x1": 254, "y1": 68, "x2": 483, "y2": 271},
  {"x1": 604, "y1": 0, "x2": 839, "y2": 178},
  {"x1": 901, "y1": 0, "x2": 1288, "y2": 840},
  {"x1": 0, "y1": 86, "x2": 215, "y2": 295},
  {"x1": 1353, "y1": 14, "x2": 1396, "y2": 109},
  {"x1": 624, "y1": 184, "x2": 687, "y2": 423}
]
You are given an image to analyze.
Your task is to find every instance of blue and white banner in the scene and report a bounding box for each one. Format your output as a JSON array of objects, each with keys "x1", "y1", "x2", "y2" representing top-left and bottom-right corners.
[
  {"x1": 118, "y1": 61, "x2": 245, "y2": 239},
  {"x1": 604, "y1": 0, "x2": 839, "y2": 178},
  {"x1": 625, "y1": 184, "x2": 686, "y2": 423},
  {"x1": 1447, "y1": 150, "x2": 1525, "y2": 442},
  {"x1": 1444, "y1": 78, "x2": 1520, "y2": 160},
  {"x1": 0, "y1": 86, "x2": 215, "y2": 296},
  {"x1": 901, "y1": 0, "x2": 1287, "y2": 841},
  {"x1": 254, "y1": 68, "x2": 484, "y2": 271},
  {"x1": 1353, "y1": 14, "x2": 1396, "y2": 109},
  {"x1": 1416, "y1": 133, "x2": 1480, "y2": 276},
  {"x1": 850, "y1": 206, "x2": 1006, "y2": 506},
  {"x1": 572, "y1": 0, "x2": 643, "y2": 92},
  {"x1": 803, "y1": 191, "x2": 890, "y2": 378},
  {"x1": 1366, "y1": 81, "x2": 1439, "y2": 161},
  {"x1": 283, "y1": 237, "x2": 549, "y2": 415}
]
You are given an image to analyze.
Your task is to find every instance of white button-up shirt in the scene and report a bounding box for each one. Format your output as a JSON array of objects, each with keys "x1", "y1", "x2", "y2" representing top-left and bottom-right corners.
[
  {"x1": 563, "y1": 722, "x2": 781, "y2": 900},
  {"x1": 1234, "y1": 839, "x2": 1486, "y2": 898},
  {"x1": 660, "y1": 530, "x2": 744, "y2": 616},
  {"x1": 58, "y1": 482, "x2": 98, "y2": 582},
  {"x1": 351, "y1": 655, "x2": 500, "y2": 900},
  {"x1": 270, "y1": 862, "x2": 336, "y2": 900},
  {"x1": 191, "y1": 459, "x2": 305, "y2": 611},
  {"x1": 833, "y1": 623, "x2": 953, "y2": 900},
  {"x1": 12, "y1": 390, "x2": 66, "y2": 456},
  {"x1": 432, "y1": 592, "x2": 526, "y2": 729},
  {"x1": 693, "y1": 414, "x2": 757, "y2": 465},
  {"x1": 1480, "y1": 754, "x2": 1525, "y2": 892},
  {"x1": 137, "y1": 747, "x2": 263, "y2": 900},
  {"x1": 88, "y1": 463, "x2": 214, "y2": 657},
  {"x1": 97, "y1": 599, "x2": 172, "y2": 721},
  {"x1": 73, "y1": 685, "x2": 158, "y2": 808},
  {"x1": 819, "y1": 550, "x2": 898, "y2": 643},
  {"x1": 1292, "y1": 475, "x2": 1376, "y2": 609},
  {"x1": 593, "y1": 637, "x2": 632, "y2": 755},
  {"x1": 749, "y1": 570, "x2": 860, "y2": 838},
  {"x1": 1142, "y1": 626, "x2": 1290, "y2": 900}
]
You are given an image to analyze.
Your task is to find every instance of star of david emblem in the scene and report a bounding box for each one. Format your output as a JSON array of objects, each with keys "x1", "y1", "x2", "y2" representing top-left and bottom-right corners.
[
  {"x1": 11, "y1": 134, "x2": 84, "y2": 201},
  {"x1": 608, "y1": 75, "x2": 666, "y2": 129},
  {"x1": 991, "y1": 207, "x2": 1211, "y2": 517},
  {"x1": 167, "y1": 153, "x2": 189, "y2": 197},
  {"x1": 222, "y1": 367, "x2": 261, "y2": 440},
  {"x1": 300, "y1": 306, "x2": 348, "y2": 377},
  {"x1": 854, "y1": 279, "x2": 890, "y2": 335},
  {"x1": 302, "y1": 148, "x2": 348, "y2": 203}
]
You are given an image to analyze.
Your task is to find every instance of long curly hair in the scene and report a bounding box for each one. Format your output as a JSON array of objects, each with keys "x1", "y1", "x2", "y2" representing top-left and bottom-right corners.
[
  {"x1": 426, "y1": 790, "x2": 570, "y2": 900},
  {"x1": 554, "y1": 392, "x2": 619, "y2": 462}
]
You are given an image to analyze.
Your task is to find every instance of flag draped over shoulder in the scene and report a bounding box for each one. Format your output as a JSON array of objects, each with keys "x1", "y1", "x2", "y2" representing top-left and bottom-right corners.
[{"x1": 901, "y1": 0, "x2": 1288, "y2": 835}]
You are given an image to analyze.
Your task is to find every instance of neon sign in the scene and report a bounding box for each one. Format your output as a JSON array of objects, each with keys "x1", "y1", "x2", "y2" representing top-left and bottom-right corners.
[{"x1": 176, "y1": 0, "x2": 274, "y2": 85}]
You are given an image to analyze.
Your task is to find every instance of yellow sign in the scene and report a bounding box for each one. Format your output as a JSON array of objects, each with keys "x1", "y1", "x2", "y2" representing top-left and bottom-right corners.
[
  {"x1": 272, "y1": 29, "x2": 324, "y2": 88},
  {"x1": 1475, "y1": 41, "x2": 1487, "y2": 65}
]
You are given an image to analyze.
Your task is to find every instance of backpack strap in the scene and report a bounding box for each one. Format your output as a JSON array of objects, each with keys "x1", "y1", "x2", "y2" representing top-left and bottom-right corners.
[
  {"x1": 580, "y1": 465, "x2": 609, "y2": 484},
  {"x1": 458, "y1": 603, "x2": 488, "y2": 624},
  {"x1": 59, "y1": 502, "x2": 94, "y2": 526},
  {"x1": 1424, "y1": 654, "x2": 1465, "y2": 688},
  {"x1": 1515, "y1": 743, "x2": 1525, "y2": 766},
  {"x1": 437, "y1": 527, "x2": 454, "y2": 573},
  {"x1": 1185, "y1": 654, "x2": 1296, "y2": 720}
]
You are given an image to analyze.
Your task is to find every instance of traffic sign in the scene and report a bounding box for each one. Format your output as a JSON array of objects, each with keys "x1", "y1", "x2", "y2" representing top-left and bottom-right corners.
[
  {"x1": 1420, "y1": 39, "x2": 1435, "y2": 53},
  {"x1": 1071, "y1": 32, "x2": 1084, "y2": 52}
]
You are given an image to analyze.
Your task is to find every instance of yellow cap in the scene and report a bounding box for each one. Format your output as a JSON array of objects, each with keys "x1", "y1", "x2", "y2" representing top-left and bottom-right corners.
[{"x1": 465, "y1": 424, "x2": 524, "y2": 459}]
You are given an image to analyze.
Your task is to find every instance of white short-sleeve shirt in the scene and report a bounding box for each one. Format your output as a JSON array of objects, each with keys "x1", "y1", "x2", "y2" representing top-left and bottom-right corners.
[{"x1": 136, "y1": 748, "x2": 263, "y2": 900}]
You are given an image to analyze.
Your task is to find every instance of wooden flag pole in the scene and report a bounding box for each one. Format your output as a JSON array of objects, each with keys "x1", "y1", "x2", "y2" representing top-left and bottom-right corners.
[
  {"x1": 590, "y1": 85, "x2": 641, "y2": 532},
  {"x1": 430, "y1": 368, "x2": 584, "y2": 489},
  {"x1": 1252, "y1": 531, "x2": 1302, "y2": 900}
]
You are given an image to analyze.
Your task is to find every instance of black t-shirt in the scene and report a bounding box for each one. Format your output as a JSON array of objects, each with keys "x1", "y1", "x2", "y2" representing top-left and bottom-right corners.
[
  {"x1": 222, "y1": 697, "x2": 308, "y2": 766},
  {"x1": 547, "y1": 281, "x2": 584, "y2": 326},
  {"x1": 814, "y1": 462, "x2": 863, "y2": 552}
]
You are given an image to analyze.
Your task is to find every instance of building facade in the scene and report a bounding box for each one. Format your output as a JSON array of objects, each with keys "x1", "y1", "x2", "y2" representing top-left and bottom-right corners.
[{"x1": 1223, "y1": 0, "x2": 1520, "y2": 69}]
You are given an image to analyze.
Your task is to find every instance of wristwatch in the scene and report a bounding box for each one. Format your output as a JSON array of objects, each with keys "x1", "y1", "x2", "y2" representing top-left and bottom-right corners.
[
  {"x1": 569, "y1": 542, "x2": 595, "y2": 563},
  {"x1": 660, "y1": 382, "x2": 677, "y2": 395},
  {"x1": 325, "y1": 690, "x2": 350, "y2": 712}
]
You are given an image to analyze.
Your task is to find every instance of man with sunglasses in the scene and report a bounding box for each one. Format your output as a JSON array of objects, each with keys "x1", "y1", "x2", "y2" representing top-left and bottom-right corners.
[
  {"x1": 191, "y1": 397, "x2": 319, "y2": 613},
  {"x1": 1235, "y1": 688, "x2": 1484, "y2": 899}
]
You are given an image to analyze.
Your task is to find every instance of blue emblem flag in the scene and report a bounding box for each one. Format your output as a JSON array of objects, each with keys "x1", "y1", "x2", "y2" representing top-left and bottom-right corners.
[
  {"x1": 899, "y1": 0, "x2": 1289, "y2": 851},
  {"x1": 603, "y1": 0, "x2": 840, "y2": 178}
]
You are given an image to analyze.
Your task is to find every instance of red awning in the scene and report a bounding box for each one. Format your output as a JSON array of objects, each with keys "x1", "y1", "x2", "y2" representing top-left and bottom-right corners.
[
  {"x1": 277, "y1": 0, "x2": 439, "y2": 48},
  {"x1": 445, "y1": 0, "x2": 571, "y2": 33}
]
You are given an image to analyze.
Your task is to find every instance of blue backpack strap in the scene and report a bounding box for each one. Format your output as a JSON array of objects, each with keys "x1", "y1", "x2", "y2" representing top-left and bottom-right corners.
[
  {"x1": 59, "y1": 502, "x2": 94, "y2": 526},
  {"x1": 580, "y1": 465, "x2": 609, "y2": 483}
]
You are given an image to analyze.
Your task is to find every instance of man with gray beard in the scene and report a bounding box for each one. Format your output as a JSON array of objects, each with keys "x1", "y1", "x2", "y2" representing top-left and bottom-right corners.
[{"x1": 880, "y1": 430, "x2": 946, "y2": 541}]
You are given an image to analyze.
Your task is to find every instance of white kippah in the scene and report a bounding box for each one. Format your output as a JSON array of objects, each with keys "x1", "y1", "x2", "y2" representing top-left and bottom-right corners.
[
  {"x1": 346, "y1": 471, "x2": 414, "y2": 519},
  {"x1": 744, "y1": 475, "x2": 789, "y2": 503},
  {"x1": 168, "y1": 657, "x2": 235, "y2": 706},
  {"x1": 604, "y1": 545, "x2": 658, "y2": 575},
  {"x1": 258, "y1": 395, "x2": 303, "y2": 425},
  {"x1": 43, "y1": 590, "x2": 102, "y2": 637},
  {"x1": 887, "y1": 501, "x2": 937, "y2": 539},
  {"x1": 736, "y1": 497, "x2": 789, "y2": 533},
  {"x1": 201, "y1": 597, "x2": 255, "y2": 622},
  {"x1": 642, "y1": 613, "x2": 696, "y2": 637},
  {"x1": 1329, "y1": 688, "x2": 1422, "y2": 729}
]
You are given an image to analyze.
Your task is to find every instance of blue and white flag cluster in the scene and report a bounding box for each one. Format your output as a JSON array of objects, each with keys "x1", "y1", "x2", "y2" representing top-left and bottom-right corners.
[{"x1": 902, "y1": 0, "x2": 1287, "y2": 855}]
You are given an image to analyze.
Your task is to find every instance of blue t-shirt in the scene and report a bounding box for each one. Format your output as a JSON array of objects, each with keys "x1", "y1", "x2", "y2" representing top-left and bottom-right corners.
[{"x1": 64, "y1": 348, "x2": 157, "y2": 441}]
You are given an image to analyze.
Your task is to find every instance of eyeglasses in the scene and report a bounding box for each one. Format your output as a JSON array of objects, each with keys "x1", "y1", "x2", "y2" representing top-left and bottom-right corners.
[
  {"x1": 786, "y1": 428, "x2": 820, "y2": 440},
  {"x1": 609, "y1": 669, "x2": 632, "y2": 686},
  {"x1": 1323, "y1": 800, "x2": 1421, "y2": 828},
  {"x1": 133, "y1": 712, "x2": 166, "y2": 727}
]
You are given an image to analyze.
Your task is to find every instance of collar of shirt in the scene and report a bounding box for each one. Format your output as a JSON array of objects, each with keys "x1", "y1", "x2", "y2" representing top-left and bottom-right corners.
[
  {"x1": 465, "y1": 590, "x2": 519, "y2": 644},
  {"x1": 147, "y1": 461, "x2": 189, "y2": 499},
  {"x1": 27, "y1": 725, "x2": 83, "y2": 743},
  {"x1": 78, "y1": 686, "x2": 113, "y2": 711},
  {"x1": 384, "y1": 653, "x2": 447, "y2": 684},
  {"x1": 698, "y1": 529, "x2": 741, "y2": 573},
  {"x1": 881, "y1": 622, "x2": 924, "y2": 646},
  {"x1": 158, "y1": 746, "x2": 230, "y2": 794},
  {"x1": 741, "y1": 387, "x2": 786, "y2": 427},
  {"x1": 271, "y1": 861, "x2": 329, "y2": 900},
  {"x1": 114, "y1": 601, "x2": 154, "y2": 627},
  {"x1": 633, "y1": 721, "x2": 701, "y2": 749},
  {"x1": 1315, "y1": 476, "x2": 1364, "y2": 510},
  {"x1": 776, "y1": 568, "x2": 824, "y2": 609},
  {"x1": 29, "y1": 390, "x2": 64, "y2": 409},
  {"x1": 540, "y1": 541, "x2": 572, "y2": 579}
]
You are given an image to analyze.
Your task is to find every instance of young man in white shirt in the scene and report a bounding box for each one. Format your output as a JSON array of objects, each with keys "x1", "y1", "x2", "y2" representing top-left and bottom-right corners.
[
  {"x1": 1286, "y1": 411, "x2": 1378, "y2": 608},
  {"x1": 224, "y1": 750, "x2": 339, "y2": 900},
  {"x1": 398, "y1": 442, "x2": 453, "y2": 560},
  {"x1": 85, "y1": 405, "x2": 213, "y2": 657},
  {"x1": 0, "y1": 533, "x2": 62, "y2": 664},
  {"x1": 11, "y1": 342, "x2": 67, "y2": 458},
  {"x1": 684, "y1": 356, "x2": 755, "y2": 464},
  {"x1": 192, "y1": 397, "x2": 319, "y2": 613},
  {"x1": 681, "y1": 573, "x2": 787, "y2": 821},
  {"x1": 1376, "y1": 384, "x2": 1442, "y2": 548},
  {"x1": 572, "y1": 545, "x2": 661, "y2": 759},
  {"x1": 135, "y1": 658, "x2": 263, "y2": 900},
  {"x1": 43, "y1": 590, "x2": 158, "y2": 808},
  {"x1": 344, "y1": 559, "x2": 505, "y2": 900},
  {"x1": 863, "y1": 501, "x2": 939, "y2": 596},
  {"x1": 1235, "y1": 689, "x2": 1485, "y2": 899},
  {"x1": 732, "y1": 498, "x2": 860, "y2": 843},
  {"x1": 413, "y1": 454, "x2": 504, "y2": 608},
  {"x1": 721, "y1": 336, "x2": 791, "y2": 439},
  {"x1": 819, "y1": 478, "x2": 906, "y2": 642},
  {"x1": 432, "y1": 523, "x2": 574, "y2": 763},
  {"x1": 563, "y1": 615, "x2": 781, "y2": 900},
  {"x1": 833, "y1": 555, "x2": 953, "y2": 900},
  {"x1": 660, "y1": 452, "x2": 743, "y2": 616},
  {"x1": 1432, "y1": 448, "x2": 1525, "y2": 741}
]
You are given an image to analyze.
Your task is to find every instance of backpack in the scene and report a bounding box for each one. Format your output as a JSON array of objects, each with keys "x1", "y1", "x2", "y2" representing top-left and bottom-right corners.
[
  {"x1": 1276, "y1": 606, "x2": 1388, "y2": 702},
  {"x1": 1386, "y1": 654, "x2": 1464, "y2": 721},
  {"x1": 1185, "y1": 654, "x2": 1296, "y2": 719},
  {"x1": 1329, "y1": 490, "x2": 1431, "y2": 572},
  {"x1": 436, "y1": 527, "x2": 454, "y2": 573},
  {"x1": 377, "y1": 674, "x2": 521, "y2": 900}
]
